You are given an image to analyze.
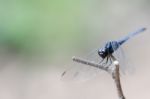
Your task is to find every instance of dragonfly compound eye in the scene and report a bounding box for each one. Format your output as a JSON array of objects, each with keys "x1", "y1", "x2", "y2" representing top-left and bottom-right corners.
[{"x1": 98, "y1": 50, "x2": 107, "y2": 59}]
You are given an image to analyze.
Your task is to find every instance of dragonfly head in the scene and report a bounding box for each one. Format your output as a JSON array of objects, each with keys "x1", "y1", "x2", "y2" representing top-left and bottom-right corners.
[
  {"x1": 98, "y1": 48, "x2": 107, "y2": 59},
  {"x1": 98, "y1": 41, "x2": 118, "y2": 59}
]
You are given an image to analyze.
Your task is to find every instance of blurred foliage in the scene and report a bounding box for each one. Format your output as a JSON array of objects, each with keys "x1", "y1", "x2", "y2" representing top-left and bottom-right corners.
[
  {"x1": 0, "y1": 0, "x2": 87, "y2": 61},
  {"x1": 0, "y1": 0, "x2": 147, "y2": 65}
]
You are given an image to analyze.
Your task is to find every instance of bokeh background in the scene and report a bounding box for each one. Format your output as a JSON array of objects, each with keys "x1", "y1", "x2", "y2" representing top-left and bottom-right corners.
[{"x1": 0, "y1": 0, "x2": 150, "y2": 99}]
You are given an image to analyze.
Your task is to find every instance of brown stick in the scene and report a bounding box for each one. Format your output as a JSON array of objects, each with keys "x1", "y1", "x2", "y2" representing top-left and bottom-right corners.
[
  {"x1": 111, "y1": 55, "x2": 125, "y2": 99},
  {"x1": 72, "y1": 56, "x2": 109, "y2": 72},
  {"x1": 72, "y1": 56, "x2": 126, "y2": 99}
]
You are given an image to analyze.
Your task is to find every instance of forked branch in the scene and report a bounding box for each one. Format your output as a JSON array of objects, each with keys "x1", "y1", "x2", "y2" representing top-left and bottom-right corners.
[{"x1": 72, "y1": 56, "x2": 125, "y2": 99}]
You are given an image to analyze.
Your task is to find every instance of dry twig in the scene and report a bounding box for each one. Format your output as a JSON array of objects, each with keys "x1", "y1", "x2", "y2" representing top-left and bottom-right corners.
[
  {"x1": 111, "y1": 55, "x2": 125, "y2": 99},
  {"x1": 72, "y1": 56, "x2": 125, "y2": 99}
]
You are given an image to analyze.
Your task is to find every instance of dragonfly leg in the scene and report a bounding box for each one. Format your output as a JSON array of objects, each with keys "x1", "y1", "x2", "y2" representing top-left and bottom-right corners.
[
  {"x1": 108, "y1": 56, "x2": 113, "y2": 66},
  {"x1": 104, "y1": 55, "x2": 113, "y2": 67},
  {"x1": 105, "y1": 56, "x2": 109, "y2": 64},
  {"x1": 101, "y1": 56, "x2": 109, "y2": 66}
]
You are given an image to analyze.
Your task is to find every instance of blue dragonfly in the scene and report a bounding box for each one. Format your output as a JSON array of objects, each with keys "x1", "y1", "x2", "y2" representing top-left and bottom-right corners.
[
  {"x1": 62, "y1": 28, "x2": 146, "y2": 81},
  {"x1": 97, "y1": 28, "x2": 146, "y2": 66}
]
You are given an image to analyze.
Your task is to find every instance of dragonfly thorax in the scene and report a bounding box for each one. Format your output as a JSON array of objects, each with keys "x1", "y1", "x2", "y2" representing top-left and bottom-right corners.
[{"x1": 98, "y1": 41, "x2": 120, "y2": 59}]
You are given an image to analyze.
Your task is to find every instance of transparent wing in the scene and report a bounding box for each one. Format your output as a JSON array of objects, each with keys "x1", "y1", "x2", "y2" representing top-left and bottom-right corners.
[
  {"x1": 112, "y1": 42, "x2": 135, "y2": 75},
  {"x1": 61, "y1": 48, "x2": 104, "y2": 82}
]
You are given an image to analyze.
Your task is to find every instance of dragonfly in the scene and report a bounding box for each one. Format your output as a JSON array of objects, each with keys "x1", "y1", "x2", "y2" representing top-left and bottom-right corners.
[{"x1": 62, "y1": 28, "x2": 146, "y2": 81}]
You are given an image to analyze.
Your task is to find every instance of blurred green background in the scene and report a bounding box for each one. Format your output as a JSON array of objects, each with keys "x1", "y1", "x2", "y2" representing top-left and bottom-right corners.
[
  {"x1": 0, "y1": 0, "x2": 148, "y2": 66},
  {"x1": 0, "y1": 0, "x2": 150, "y2": 99},
  {"x1": 0, "y1": 0, "x2": 106, "y2": 66}
]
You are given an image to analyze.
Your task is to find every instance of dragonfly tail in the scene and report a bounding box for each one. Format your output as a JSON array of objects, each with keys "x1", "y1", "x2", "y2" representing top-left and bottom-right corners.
[{"x1": 117, "y1": 27, "x2": 146, "y2": 45}]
